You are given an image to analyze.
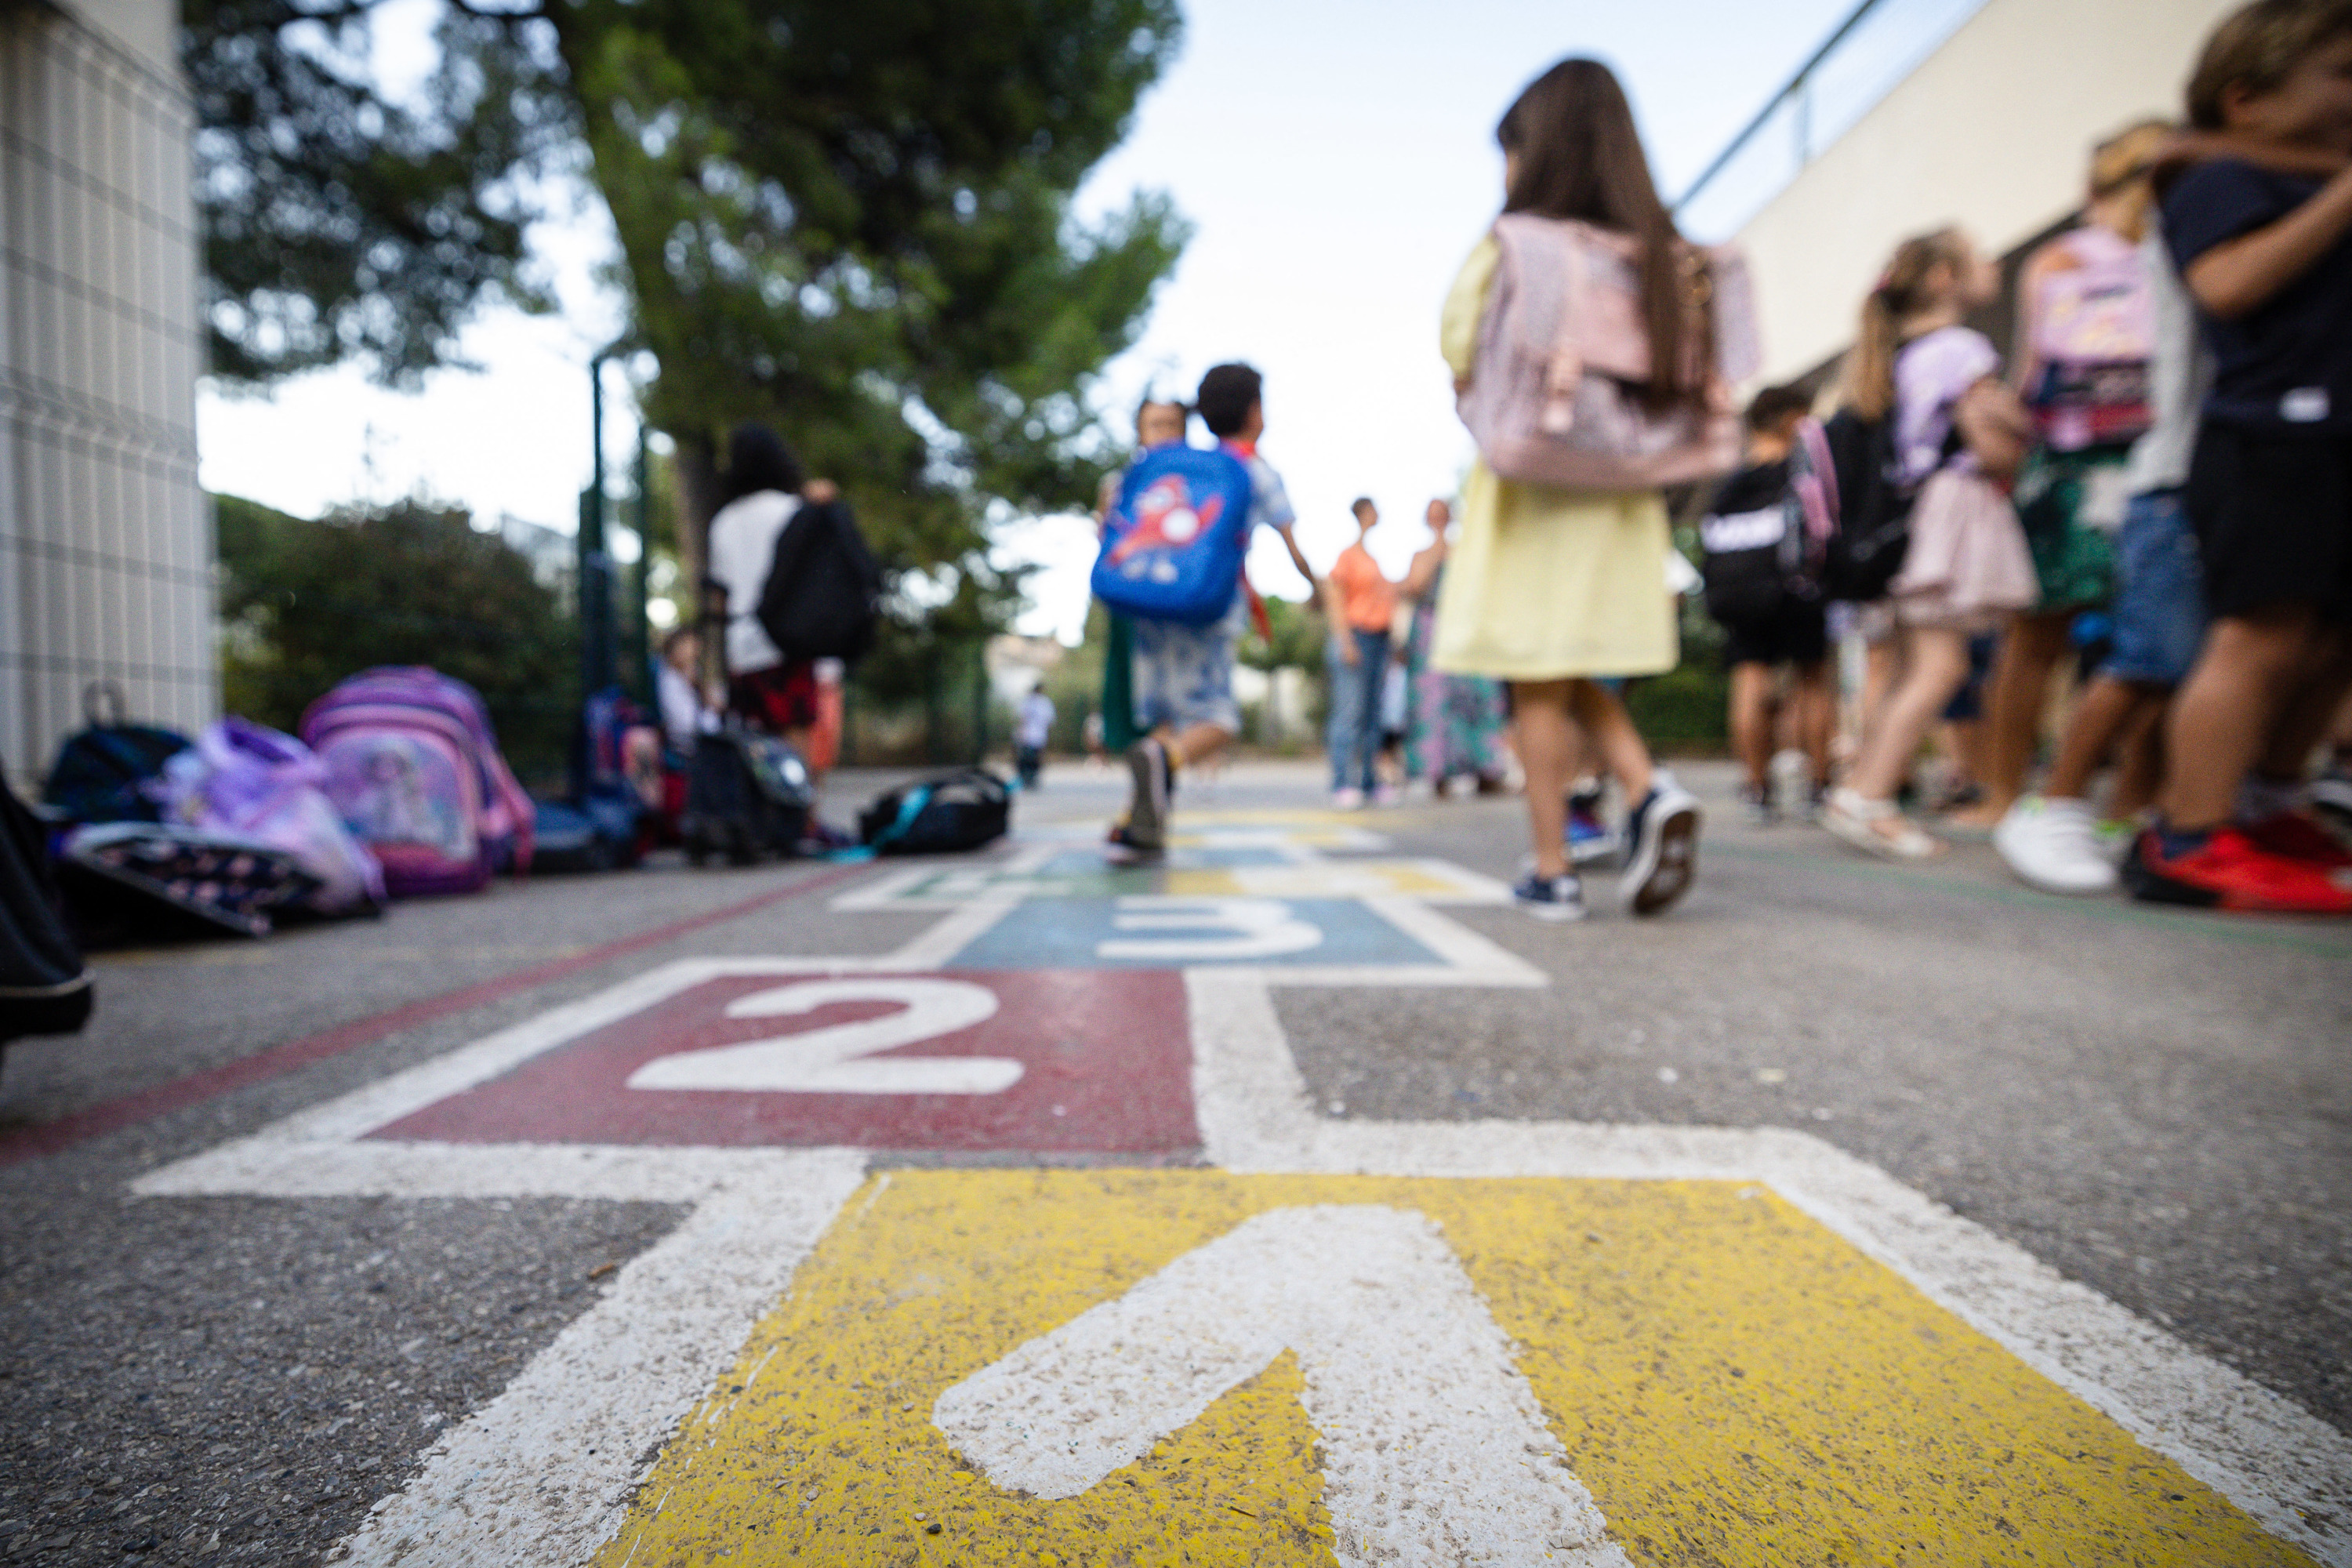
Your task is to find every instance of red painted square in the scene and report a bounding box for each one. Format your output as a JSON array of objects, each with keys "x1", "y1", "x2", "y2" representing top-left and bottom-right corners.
[{"x1": 367, "y1": 969, "x2": 1197, "y2": 1154}]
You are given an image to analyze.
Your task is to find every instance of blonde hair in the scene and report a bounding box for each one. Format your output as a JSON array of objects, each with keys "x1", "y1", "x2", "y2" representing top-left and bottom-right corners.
[
  {"x1": 2088, "y1": 119, "x2": 2174, "y2": 242},
  {"x1": 2187, "y1": 0, "x2": 2352, "y2": 129},
  {"x1": 1845, "y1": 228, "x2": 1972, "y2": 422}
]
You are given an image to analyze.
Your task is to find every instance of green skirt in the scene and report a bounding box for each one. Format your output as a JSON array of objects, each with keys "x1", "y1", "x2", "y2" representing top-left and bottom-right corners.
[
  {"x1": 2013, "y1": 445, "x2": 2126, "y2": 614},
  {"x1": 1101, "y1": 611, "x2": 1139, "y2": 753}
]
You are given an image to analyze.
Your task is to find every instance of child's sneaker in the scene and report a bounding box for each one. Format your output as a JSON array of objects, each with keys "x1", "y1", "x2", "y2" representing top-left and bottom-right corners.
[
  {"x1": 1333, "y1": 786, "x2": 1365, "y2": 811},
  {"x1": 1564, "y1": 785, "x2": 1617, "y2": 865},
  {"x1": 1994, "y1": 796, "x2": 2118, "y2": 895},
  {"x1": 1120, "y1": 739, "x2": 1170, "y2": 851},
  {"x1": 1371, "y1": 783, "x2": 1402, "y2": 807},
  {"x1": 1620, "y1": 779, "x2": 1702, "y2": 915},
  {"x1": 1511, "y1": 869, "x2": 1588, "y2": 923},
  {"x1": 2310, "y1": 768, "x2": 2352, "y2": 830},
  {"x1": 1739, "y1": 783, "x2": 1777, "y2": 826},
  {"x1": 2126, "y1": 826, "x2": 2352, "y2": 913}
]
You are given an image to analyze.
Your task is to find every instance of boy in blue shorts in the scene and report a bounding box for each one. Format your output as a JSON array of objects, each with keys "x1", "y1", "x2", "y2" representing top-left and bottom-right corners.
[{"x1": 1113, "y1": 363, "x2": 1325, "y2": 852}]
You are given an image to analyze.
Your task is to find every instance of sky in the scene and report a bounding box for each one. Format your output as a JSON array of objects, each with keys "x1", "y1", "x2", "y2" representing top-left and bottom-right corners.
[{"x1": 194, "y1": 0, "x2": 1874, "y2": 643}]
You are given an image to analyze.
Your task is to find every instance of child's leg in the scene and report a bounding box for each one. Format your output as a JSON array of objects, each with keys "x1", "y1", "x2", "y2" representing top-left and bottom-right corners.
[
  {"x1": 1849, "y1": 626, "x2": 1973, "y2": 808},
  {"x1": 1728, "y1": 662, "x2": 1773, "y2": 793},
  {"x1": 1969, "y1": 611, "x2": 2070, "y2": 820},
  {"x1": 2040, "y1": 674, "x2": 2150, "y2": 803},
  {"x1": 2110, "y1": 696, "x2": 2168, "y2": 820},
  {"x1": 1174, "y1": 722, "x2": 1232, "y2": 770},
  {"x1": 1563, "y1": 679, "x2": 1654, "y2": 804},
  {"x1": 2252, "y1": 624, "x2": 2352, "y2": 785},
  {"x1": 2158, "y1": 606, "x2": 2318, "y2": 831},
  {"x1": 1511, "y1": 681, "x2": 1582, "y2": 879},
  {"x1": 1794, "y1": 660, "x2": 1835, "y2": 790}
]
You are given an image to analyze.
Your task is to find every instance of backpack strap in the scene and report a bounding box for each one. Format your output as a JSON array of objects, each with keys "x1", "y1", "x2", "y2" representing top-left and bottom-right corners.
[{"x1": 1539, "y1": 234, "x2": 1589, "y2": 437}]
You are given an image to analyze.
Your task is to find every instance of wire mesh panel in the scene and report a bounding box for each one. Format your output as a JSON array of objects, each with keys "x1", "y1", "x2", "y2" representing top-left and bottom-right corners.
[{"x1": 1, "y1": 1, "x2": 212, "y2": 786}]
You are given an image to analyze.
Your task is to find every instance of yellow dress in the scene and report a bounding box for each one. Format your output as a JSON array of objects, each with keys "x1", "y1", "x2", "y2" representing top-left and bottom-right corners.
[{"x1": 1432, "y1": 236, "x2": 1679, "y2": 681}]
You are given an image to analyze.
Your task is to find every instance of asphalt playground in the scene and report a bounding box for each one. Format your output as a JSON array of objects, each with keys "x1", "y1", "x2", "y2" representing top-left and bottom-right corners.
[{"x1": 2, "y1": 757, "x2": 2347, "y2": 1566}]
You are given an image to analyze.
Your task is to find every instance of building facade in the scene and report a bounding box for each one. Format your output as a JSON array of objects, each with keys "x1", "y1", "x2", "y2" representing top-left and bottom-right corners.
[{"x1": 2, "y1": 0, "x2": 212, "y2": 785}]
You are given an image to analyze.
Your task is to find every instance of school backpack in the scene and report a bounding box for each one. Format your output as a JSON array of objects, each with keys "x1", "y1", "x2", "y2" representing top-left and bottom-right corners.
[
  {"x1": 535, "y1": 684, "x2": 649, "y2": 873},
  {"x1": 2027, "y1": 225, "x2": 2154, "y2": 452},
  {"x1": 1091, "y1": 445, "x2": 1254, "y2": 626},
  {"x1": 856, "y1": 768, "x2": 1011, "y2": 856},
  {"x1": 40, "y1": 682, "x2": 191, "y2": 824},
  {"x1": 1700, "y1": 458, "x2": 1808, "y2": 626},
  {"x1": 1459, "y1": 214, "x2": 1762, "y2": 492},
  {"x1": 682, "y1": 725, "x2": 814, "y2": 866},
  {"x1": 159, "y1": 717, "x2": 386, "y2": 914},
  {"x1": 757, "y1": 497, "x2": 884, "y2": 666},
  {"x1": 299, "y1": 666, "x2": 535, "y2": 896},
  {"x1": 2, "y1": 764, "x2": 93, "y2": 1044}
]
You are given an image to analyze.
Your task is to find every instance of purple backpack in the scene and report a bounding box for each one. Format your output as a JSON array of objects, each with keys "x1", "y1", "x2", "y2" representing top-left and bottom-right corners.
[{"x1": 299, "y1": 667, "x2": 536, "y2": 896}]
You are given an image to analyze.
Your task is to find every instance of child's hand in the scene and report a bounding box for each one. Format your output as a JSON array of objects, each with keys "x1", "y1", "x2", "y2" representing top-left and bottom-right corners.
[{"x1": 804, "y1": 478, "x2": 840, "y2": 504}]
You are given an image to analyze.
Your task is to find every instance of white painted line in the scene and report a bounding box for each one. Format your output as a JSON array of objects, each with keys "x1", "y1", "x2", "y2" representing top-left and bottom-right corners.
[
  {"x1": 1185, "y1": 968, "x2": 2352, "y2": 1566},
  {"x1": 935, "y1": 1203, "x2": 1626, "y2": 1567},
  {"x1": 626, "y1": 978, "x2": 1022, "y2": 1095},
  {"x1": 1359, "y1": 895, "x2": 1549, "y2": 982},
  {"x1": 1097, "y1": 896, "x2": 1326, "y2": 961},
  {"x1": 327, "y1": 1151, "x2": 866, "y2": 1568},
  {"x1": 132, "y1": 1139, "x2": 835, "y2": 1204}
]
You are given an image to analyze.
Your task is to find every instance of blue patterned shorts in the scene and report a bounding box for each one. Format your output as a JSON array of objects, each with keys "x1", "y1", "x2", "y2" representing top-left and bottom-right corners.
[{"x1": 1130, "y1": 596, "x2": 1243, "y2": 735}]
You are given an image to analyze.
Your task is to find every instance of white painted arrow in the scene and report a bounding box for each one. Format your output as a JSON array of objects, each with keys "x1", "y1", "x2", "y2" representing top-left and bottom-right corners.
[
  {"x1": 1096, "y1": 896, "x2": 1323, "y2": 961},
  {"x1": 624, "y1": 978, "x2": 1023, "y2": 1094},
  {"x1": 933, "y1": 1204, "x2": 1628, "y2": 1567}
]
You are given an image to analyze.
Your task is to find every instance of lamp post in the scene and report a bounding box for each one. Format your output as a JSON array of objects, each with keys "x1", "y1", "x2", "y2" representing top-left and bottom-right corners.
[{"x1": 578, "y1": 354, "x2": 615, "y2": 699}]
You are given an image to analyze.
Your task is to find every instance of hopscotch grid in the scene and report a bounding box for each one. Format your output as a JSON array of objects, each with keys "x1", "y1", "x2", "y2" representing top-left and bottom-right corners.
[{"x1": 118, "y1": 817, "x2": 2352, "y2": 1567}]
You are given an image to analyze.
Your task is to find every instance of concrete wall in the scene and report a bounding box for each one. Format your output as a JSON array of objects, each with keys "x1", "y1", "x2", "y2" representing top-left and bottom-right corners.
[
  {"x1": 1, "y1": 0, "x2": 212, "y2": 785},
  {"x1": 1736, "y1": 0, "x2": 2239, "y2": 385}
]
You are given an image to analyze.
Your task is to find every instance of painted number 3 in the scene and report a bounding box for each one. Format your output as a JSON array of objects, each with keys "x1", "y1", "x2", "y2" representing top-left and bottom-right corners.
[{"x1": 625, "y1": 978, "x2": 1022, "y2": 1096}]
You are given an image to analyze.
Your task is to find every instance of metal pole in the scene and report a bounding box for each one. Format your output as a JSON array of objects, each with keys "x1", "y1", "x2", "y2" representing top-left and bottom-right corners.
[
  {"x1": 971, "y1": 641, "x2": 989, "y2": 766},
  {"x1": 579, "y1": 355, "x2": 613, "y2": 696},
  {"x1": 628, "y1": 430, "x2": 652, "y2": 704}
]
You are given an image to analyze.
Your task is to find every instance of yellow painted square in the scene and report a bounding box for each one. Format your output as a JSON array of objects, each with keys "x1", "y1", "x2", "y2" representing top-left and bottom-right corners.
[{"x1": 593, "y1": 1171, "x2": 2311, "y2": 1567}]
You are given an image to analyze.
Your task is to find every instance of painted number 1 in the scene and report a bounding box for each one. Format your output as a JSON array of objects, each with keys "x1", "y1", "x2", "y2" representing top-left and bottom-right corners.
[{"x1": 625, "y1": 978, "x2": 1022, "y2": 1095}]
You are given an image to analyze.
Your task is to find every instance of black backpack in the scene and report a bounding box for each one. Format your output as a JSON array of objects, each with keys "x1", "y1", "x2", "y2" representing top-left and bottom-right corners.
[
  {"x1": 41, "y1": 682, "x2": 191, "y2": 824},
  {"x1": 857, "y1": 769, "x2": 1011, "y2": 856},
  {"x1": 1700, "y1": 458, "x2": 1809, "y2": 626},
  {"x1": 757, "y1": 497, "x2": 883, "y2": 666},
  {"x1": 1817, "y1": 409, "x2": 1963, "y2": 604},
  {"x1": 2, "y1": 763, "x2": 93, "y2": 1044}
]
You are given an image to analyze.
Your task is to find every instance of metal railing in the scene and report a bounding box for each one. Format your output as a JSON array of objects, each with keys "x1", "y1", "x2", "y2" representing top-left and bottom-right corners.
[{"x1": 1672, "y1": 0, "x2": 1992, "y2": 241}]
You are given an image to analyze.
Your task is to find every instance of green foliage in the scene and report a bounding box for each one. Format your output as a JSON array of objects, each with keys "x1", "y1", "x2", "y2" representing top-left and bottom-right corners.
[
  {"x1": 215, "y1": 495, "x2": 579, "y2": 781},
  {"x1": 1237, "y1": 592, "x2": 1330, "y2": 673}
]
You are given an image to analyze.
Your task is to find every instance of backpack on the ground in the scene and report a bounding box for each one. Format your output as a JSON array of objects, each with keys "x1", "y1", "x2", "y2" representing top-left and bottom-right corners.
[
  {"x1": 2027, "y1": 225, "x2": 2154, "y2": 452},
  {"x1": 2, "y1": 764, "x2": 93, "y2": 1044},
  {"x1": 58, "y1": 822, "x2": 319, "y2": 940},
  {"x1": 159, "y1": 717, "x2": 385, "y2": 914},
  {"x1": 856, "y1": 768, "x2": 1011, "y2": 856},
  {"x1": 1458, "y1": 213, "x2": 1762, "y2": 492},
  {"x1": 1091, "y1": 445, "x2": 1254, "y2": 626},
  {"x1": 40, "y1": 682, "x2": 191, "y2": 825},
  {"x1": 757, "y1": 498, "x2": 884, "y2": 666},
  {"x1": 1700, "y1": 457, "x2": 1810, "y2": 626},
  {"x1": 531, "y1": 684, "x2": 649, "y2": 874},
  {"x1": 299, "y1": 666, "x2": 535, "y2": 896},
  {"x1": 682, "y1": 727, "x2": 814, "y2": 866}
]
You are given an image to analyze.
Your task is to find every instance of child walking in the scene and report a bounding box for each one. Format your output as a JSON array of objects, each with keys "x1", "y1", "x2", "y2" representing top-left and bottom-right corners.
[
  {"x1": 1435, "y1": 58, "x2": 1727, "y2": 921},
  {"x1": 2129, "y1": 0, "x2": 2352, "y2": 913},
  {"x1": 1110, "y1": 364, "x2": 1323, "y2": 853},
  {"x1": 1824, "y1": 230, "x2": 2040, "y2": 858}
]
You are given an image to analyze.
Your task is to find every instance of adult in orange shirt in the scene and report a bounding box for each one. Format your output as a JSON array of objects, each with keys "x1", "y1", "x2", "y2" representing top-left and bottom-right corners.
[{"x1": 1327, "y1": 498, "x2": 1400, "y2": 806}]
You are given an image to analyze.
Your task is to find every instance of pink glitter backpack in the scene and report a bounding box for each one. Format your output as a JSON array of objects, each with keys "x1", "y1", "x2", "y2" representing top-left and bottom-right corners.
[{"x1": 1458, "y1": 214, "x2": 1761, "y2": 492}]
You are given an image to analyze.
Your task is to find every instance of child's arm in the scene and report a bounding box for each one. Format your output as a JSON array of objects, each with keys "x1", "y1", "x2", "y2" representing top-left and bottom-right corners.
[
  {"x1": 1954, "y1": 377, "x2": 2034, "y2": 480},
  {"x1": 2184, "y1": 162, "x2": 2352, "y2": 321},
  {"x1": 2008, "y1": 243, "x2": 2068, "y2": 395}
]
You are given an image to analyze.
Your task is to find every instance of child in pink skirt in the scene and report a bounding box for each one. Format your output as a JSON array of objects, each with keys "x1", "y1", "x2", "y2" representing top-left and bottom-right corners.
[{"x1": 1826, "y1": 228, "x2": 2039, "y2": 858}]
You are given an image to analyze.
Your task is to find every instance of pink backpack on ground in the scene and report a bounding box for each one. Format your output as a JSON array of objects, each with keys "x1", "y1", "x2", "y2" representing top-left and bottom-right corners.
[
  {"x1": 2027, "y1": 225, "x2": 2154, "y2": 451},
  {"x1": 1459, "y1": 213, "x2": 1762, "y2": 492},
  {"x1": 299, "y1": 667, "x2": 535, "y2": 897}
]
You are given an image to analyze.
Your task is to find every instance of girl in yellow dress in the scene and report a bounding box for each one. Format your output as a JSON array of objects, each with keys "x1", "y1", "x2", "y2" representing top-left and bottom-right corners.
[{"x1": 1435, "y1": 57, "x2": 1719, "y2": 922}]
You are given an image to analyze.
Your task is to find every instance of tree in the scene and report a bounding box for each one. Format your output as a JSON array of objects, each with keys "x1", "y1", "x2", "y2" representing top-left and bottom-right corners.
[
  {"x1": 216, "y1": 495, "x2": 579, "y2": 780},
  {"x1": 189, "y1": 2, "x2": 1190, "y2": 655}
]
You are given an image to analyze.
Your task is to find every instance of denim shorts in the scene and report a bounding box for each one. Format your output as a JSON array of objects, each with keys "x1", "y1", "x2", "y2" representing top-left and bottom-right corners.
[
  {"x1": 2100, "y1": 488, "x2": 2206, "y2": 687},
  {"x1": 1131, "y1": 596, "x2": 1243, "y2": 734}
]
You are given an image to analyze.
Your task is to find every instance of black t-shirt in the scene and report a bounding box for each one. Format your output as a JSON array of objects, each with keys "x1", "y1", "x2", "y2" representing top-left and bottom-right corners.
[{"x1": 2163, "y1": 158, "x2": 2352, "y2": 435}]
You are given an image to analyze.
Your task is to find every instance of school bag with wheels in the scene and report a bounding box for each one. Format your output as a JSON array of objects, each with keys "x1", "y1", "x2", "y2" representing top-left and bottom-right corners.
[
  {"x1": 756, "y1": 497, "x2": 884, "y2": 666},
  {"x1": 856, "y1": 768, "x2": 1011, "y2": 856},
  {"x1": 40, "y1": 681, "x2": 191, "y2": 825},
  {"x1": 299, "y1": 666, "x2": 536, "y2": 896},
  {"x1": 2, "y1": 764, "x2": 93, "y2": 1045},
  {"x1": 2026, "y1": 226, "x2": 2154, "y2": 452},
  {"x1": 1091, "y1": 445, "x2": 1254, "y2": 626},
  {"x1": 682, "y1": 726, "x2": 814, "y2": 866},
  {"x1": 1458, "y1": 213, "x2": 1762, "y2": 492}
]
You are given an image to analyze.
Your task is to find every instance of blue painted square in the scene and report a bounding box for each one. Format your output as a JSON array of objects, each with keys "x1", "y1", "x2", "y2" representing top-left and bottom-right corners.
[
  {"x1": 1033, "y1": 845, "x2": 1291, "y2": 877},
  {"x1": 950, "y1": 896, "x2": 1446, "y2": 969}
]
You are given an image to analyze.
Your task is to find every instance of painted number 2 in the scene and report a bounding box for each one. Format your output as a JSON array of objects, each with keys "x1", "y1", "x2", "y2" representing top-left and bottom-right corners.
[{"x1": 625, "y1": 978, "x2": 1022, "y2": 1095}]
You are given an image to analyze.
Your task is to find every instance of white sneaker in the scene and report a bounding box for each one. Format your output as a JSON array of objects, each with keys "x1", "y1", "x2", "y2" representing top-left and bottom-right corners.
[
  {"x1": 1332, "y1": 786, "x2": 1365, "y2": 811},
  {"x1": 1994, "y1": 796, "x2": 2118, "y2": 895}
]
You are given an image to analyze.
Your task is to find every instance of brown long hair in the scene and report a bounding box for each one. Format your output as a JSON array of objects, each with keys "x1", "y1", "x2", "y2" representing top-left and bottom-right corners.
[
  {"x1": 2089, "y1": 119, "x2": 2174, "y2": 243},
  {"x1": 1845, "y1": 228, "x2": 1971, "y2": 421},
  {"x1": 1498, "y1": 58, "x2": 1708, "y2": 412}
]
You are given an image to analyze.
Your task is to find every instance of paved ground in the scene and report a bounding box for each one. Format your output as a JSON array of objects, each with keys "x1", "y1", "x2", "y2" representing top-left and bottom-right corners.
[{"x1": 2, "y1": 758, "x2": 2345, "y2": 1566}]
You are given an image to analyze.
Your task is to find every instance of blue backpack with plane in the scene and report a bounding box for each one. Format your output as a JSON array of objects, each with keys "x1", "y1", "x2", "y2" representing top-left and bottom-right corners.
[{"x1": 1091, "y1": 445, "x2": 1254, "y2": 626}]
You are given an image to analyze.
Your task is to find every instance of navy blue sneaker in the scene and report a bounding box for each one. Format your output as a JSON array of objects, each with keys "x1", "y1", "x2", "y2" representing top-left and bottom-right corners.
[
  {"x1": 1511, "y1": 869, "x2": 1588, "y2": 924},
  {"x1": 1621, "y1": 778, "x2": 1702, "y2": 915}
]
